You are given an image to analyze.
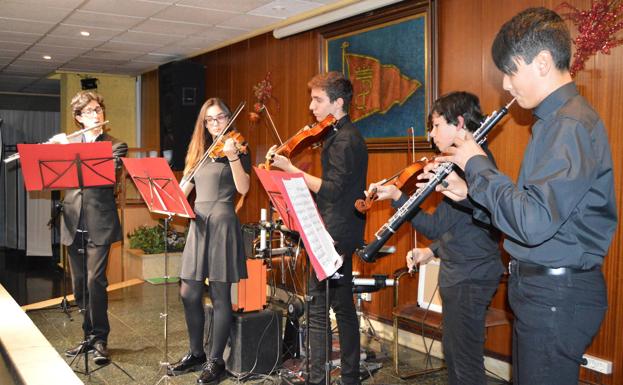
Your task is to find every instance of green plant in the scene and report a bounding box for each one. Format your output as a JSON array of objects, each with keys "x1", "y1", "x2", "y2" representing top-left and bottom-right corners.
[{"x1": 127, "y1": 223, "x2": 186, "y2": 254}]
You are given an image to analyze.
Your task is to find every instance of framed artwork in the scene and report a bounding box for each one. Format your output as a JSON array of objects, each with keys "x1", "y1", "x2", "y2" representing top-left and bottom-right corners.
[{"x1": 321, "y1": 1, "x2": 436, "y2": 150}]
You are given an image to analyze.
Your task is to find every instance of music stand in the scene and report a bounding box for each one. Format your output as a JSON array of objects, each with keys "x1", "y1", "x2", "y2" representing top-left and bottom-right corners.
[
  {"x1": 122, "y1": 157, "x2": 194, "y2": 385},
  {"x1": 17, "y1": 142, "x2": 133, "y2": 379},
  {"x1": 254, "y1": 167, "x2": 342, "y2": 385}
]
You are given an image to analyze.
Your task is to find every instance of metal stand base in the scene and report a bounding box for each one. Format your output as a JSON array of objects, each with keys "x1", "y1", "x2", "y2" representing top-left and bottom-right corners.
[{"x1": 152, "y1": 215, "x2": 176, "y2": 385}]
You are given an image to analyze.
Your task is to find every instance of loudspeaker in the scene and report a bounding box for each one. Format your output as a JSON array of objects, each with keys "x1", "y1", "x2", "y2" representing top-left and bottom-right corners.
[
  {"x1": 159, "y1": 60, "x2": 205, "y2": 170},
  {"x1": 205, "y1": 305, "x2": 282, "y2": 375},
  {"x1": 80, "y1": 77, "x2": 98, "y2": 90}
]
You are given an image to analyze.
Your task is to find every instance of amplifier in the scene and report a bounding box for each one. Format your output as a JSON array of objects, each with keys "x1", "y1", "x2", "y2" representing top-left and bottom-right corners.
[{"x1": 205, "y1": 305, "x2": 282, "y2": 375}]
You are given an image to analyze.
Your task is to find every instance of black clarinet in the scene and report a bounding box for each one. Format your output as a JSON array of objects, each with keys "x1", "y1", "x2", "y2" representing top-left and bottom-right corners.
[{"x1": 357, "y1": 98, "x2": 516, "y2": 263}]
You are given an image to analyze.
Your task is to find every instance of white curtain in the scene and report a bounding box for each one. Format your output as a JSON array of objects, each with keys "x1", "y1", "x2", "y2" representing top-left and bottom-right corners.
[{"x1": 0, "y1": 109, "x2": 60, "y2": 254}]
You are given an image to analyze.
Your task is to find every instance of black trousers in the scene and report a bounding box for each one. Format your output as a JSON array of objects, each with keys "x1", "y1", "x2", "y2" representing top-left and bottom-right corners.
[
  {"x1": 439, "y1": 279, "x2": 499, "y2": 385},
  {"x1": 67, "y1": 231, "x2": 111, "y2": 343},
  {"x1": 308, "y1": 253, "x2": 360, "y2": 385},
  {"x1": 508, "y1": 269, "x2": 607, "y2": 385}
]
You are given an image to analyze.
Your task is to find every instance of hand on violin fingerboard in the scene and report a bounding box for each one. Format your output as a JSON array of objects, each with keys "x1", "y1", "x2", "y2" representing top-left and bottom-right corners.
[
  {"x1": 222, "y1": 137, "x2": 239, "y2": 160},
  {"x1": 266, "y1": 145, "x2": 295, "y2": 173},
  {"x1": 366, "y1": 182, "x2": 401, "y2": 202}
]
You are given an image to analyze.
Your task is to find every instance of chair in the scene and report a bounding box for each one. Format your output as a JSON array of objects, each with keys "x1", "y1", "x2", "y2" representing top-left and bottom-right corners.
[{"x1": 392, "y1": 268, "x2": 510, "y2": 379}]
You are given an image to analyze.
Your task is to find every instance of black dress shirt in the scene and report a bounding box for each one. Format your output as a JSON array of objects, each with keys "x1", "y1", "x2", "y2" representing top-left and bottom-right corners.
[
  {"x1": 316, "y1": 115, "x2": 368, "y2": 254},
  {"x1": 465, "y1": 82, "x2": 617, "y2": 269},
  {"x1": 392, "y1": 147, "x2": 503, "y2": 287}
]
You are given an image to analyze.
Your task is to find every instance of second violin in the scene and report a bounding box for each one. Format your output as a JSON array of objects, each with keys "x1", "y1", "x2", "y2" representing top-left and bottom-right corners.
[{"x1": 355, "y1": 158, "x2": 429, "y2": 213}]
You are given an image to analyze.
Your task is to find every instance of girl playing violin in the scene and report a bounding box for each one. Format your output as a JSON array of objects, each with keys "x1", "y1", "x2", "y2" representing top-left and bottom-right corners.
[
  {"x1": 168, "y1": 97, "x2": 250, "y2": 384},
  {"x1": 369, "y1": 91, "x2": 503, "y2": 385}
]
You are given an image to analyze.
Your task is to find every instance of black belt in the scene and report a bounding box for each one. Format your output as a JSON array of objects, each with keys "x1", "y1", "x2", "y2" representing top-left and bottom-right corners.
[{"x1": 508, "y1": 260, "x2": 598, "y2": 277}]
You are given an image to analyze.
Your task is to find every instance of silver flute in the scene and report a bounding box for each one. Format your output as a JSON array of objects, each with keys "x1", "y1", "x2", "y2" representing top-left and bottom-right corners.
[
  {"x1": 357, "y1": 98, "x2": 516, "y2": 263},
  {"x1": 3, "y1": 120, "x2": 109, "y2": 164}
]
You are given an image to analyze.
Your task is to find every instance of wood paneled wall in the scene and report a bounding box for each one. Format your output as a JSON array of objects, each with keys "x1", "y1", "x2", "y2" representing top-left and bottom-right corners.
[{"x1": 141, "y1": 0, "x2": 622, "y2": 382}]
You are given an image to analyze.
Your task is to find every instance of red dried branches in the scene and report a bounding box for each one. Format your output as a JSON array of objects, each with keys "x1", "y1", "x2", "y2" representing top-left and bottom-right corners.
[
  {"x1": 558, "y1": 0, "x2": 623, "y2": 76},
  {"x1": 249, "y1": 72, "x2": 278, "y2": 123}
]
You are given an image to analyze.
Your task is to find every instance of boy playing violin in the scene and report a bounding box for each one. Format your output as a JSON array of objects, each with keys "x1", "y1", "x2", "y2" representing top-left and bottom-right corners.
[
  {"x1": 370, "y1": 91, "x2": 503, "y2": 385},
  {"x1": 267, "y1": 71, "x2": 368, "y2": 385}
]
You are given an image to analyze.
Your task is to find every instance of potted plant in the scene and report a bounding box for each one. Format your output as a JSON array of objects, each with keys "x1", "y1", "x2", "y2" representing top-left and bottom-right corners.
[
  {"x1": 128, "y1": 223, "x2": 186, "y2": 254},
  {"x1": 126, "y1": 222, "x2": 186, "y2": 282}
]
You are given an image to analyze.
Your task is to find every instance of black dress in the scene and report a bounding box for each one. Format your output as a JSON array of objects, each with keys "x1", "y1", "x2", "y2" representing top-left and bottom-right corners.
[{"x1": 180, "y1": 153, "x2": 250, "y2": 283}]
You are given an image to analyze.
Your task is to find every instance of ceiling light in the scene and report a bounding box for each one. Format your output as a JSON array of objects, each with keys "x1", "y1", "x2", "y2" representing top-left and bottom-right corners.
[
  {"x1": 80, "y1": 31, "x2": 90, "y2": 37},
  {"x1": 273, "y1": 0, "x2": 403, "y2": 39},
  {"x1": 43, "y1": 55, "x2": 52, "y2": 60},
  {"x1": 272, "y1": 5, "x2": 286, "y2": 11}
]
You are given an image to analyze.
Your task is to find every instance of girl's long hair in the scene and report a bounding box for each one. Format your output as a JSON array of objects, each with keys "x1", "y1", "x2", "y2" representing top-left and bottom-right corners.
[{"x1": 183, "y1": 97, "x2": 233, "y2": 176}]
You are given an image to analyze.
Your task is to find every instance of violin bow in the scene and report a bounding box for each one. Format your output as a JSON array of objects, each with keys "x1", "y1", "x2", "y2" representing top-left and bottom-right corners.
[
  {"x1": 408, "y1": 126, "x2": 418, "y2": 269},
  {"x1": 260, "y1": 104, "x2": 283, "y2": 146}
]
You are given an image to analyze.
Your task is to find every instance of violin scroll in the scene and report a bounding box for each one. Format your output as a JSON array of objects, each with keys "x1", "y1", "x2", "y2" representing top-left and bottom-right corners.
[{"x1": 354, "y1": 187, "x2": 379, "y2": 213}]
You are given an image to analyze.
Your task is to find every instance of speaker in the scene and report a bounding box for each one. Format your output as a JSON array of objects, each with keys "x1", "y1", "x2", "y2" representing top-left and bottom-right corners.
[
  {"x1": 159, "y1": 60, "x2": 205, "y2": 170},
  {"x1": 205, "y1": 305, "x2": 282, "y2": 375}
]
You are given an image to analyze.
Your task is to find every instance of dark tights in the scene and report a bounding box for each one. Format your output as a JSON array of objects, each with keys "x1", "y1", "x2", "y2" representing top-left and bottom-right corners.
[{"x1": 180, "y1": 279, "x2": 232, "y2": 360}]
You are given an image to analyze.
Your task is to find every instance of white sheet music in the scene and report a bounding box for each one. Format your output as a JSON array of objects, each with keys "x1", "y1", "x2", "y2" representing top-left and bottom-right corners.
[{"x1": 282, "y1": 177, "x2": 343, "y2": 279}]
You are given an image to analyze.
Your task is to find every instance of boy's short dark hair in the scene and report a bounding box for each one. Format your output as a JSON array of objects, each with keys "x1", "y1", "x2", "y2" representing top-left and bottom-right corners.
[
  {"x1": 492, "y1": 7, "x2": 571, "y2": 74},
  {"x1": 428, "y1": 91, "x2": 484, "y2": 133},
  {"x1": 308, "y1": 71, "x2": 353, "y2": 113}
]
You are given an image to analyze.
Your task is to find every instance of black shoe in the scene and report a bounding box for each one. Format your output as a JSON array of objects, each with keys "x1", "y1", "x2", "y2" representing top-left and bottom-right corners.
[
  {"x1": 167, "y1": 352, "x2": 207, "y2": 376},
  {"x1": 65, "y1": 341, "x2": 94, "y2": 357},
  {"x1": 92, "y1": 341, "x2": 110, "y2": 365},
  {"x1": 197, "y1": 358, "x2": 226, "y2": 384}
]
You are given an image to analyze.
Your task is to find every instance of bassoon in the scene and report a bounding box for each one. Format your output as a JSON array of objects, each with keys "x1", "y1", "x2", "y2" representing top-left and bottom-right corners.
[{"x1": 356, "y1": 98, "x2": 516, "y2": 263}]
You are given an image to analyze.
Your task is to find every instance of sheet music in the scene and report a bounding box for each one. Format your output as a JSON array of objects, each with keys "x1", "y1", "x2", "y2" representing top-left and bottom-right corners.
[{"x1": 282, "y1": 177, "x2": 342, "y2": 279}]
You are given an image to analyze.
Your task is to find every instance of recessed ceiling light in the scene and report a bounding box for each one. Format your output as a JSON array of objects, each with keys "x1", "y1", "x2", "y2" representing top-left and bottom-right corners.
[
  {"x1": 272, "y1": 5, "x2": 286, "y2": 11},
  {"x1": 80, "y1": 31, "x2": 90, "y2": 37},
  {"x1": 43, "y1": 55, "x2": 52, "y2": 60}
]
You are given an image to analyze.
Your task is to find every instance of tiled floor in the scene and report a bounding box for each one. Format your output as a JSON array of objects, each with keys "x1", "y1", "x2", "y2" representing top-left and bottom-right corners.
[
  {"x1": 1, "y1": 248, "x2": 507, "y2": 385},
  {"x1": 26, "y1": 282, "x2": 509, "y2": 385}
]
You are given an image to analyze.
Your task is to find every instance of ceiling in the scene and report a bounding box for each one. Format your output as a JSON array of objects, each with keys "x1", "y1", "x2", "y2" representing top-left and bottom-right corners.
[{"x1": 0, "y1": 0, "x2": 345, "y2": 95}]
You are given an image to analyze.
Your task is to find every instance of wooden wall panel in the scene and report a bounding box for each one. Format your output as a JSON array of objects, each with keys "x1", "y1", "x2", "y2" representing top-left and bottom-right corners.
[
  {"x1": 140, "y1": 70, "x2": 159, "y2": 150},
  {"x1": 141, "y1": 0, "x2": 623, "y2": 382}
]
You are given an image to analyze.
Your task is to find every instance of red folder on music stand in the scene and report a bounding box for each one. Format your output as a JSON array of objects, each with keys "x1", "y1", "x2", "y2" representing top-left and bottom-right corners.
[
  {"x1": 17, "y1": 142, "x2": 115, "y2": 191},
  {"x1": 121, "y1": 157, "x2": 194, "y2": 218},
  {"x1": 254, "y1": 166, "x2": 342, "y2": 280},
  {"x1": 253, "y1": 167, "x2": 297, "y2": 230}
]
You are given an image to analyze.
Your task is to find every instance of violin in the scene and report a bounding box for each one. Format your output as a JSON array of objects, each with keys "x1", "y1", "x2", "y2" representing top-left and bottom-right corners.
[
  {"x1": 262, "y1": 114, "x2": 337, "y2": 169},
  {"x1": 180, "y1": 101, "x2": 245, "y2": 193},
  {"x1": 355, "y1": 158, "x2": 429, "y2": 213},
  {"x1": 209, "y1": 131, "x2": 248, "y2": 159}
]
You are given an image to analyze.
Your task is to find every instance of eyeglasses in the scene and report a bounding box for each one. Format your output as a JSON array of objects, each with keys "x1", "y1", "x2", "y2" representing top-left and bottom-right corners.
[
  {"x1": 205, "y1": 114, "x2": 229, "y2": 125},
  {"x1": 81, "y1": 106, "x2": 104, "y2": 116}
]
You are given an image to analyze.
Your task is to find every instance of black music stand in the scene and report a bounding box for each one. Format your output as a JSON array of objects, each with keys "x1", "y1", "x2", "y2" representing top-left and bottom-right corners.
[
  {"x1": 17, "y1": 142, "x2": 133, "y2": 379},
  {"x1": 122, "y1": 157, "x2": 194, "y2": 385},
  {"x1": 254, "y1": 167, "x2": 343, "y2": 385}
]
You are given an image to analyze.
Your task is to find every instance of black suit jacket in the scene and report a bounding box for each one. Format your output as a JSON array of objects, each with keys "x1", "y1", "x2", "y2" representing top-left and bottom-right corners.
[{"x1": 60, "y1": 133, "x2": 128, "y2": 246}]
